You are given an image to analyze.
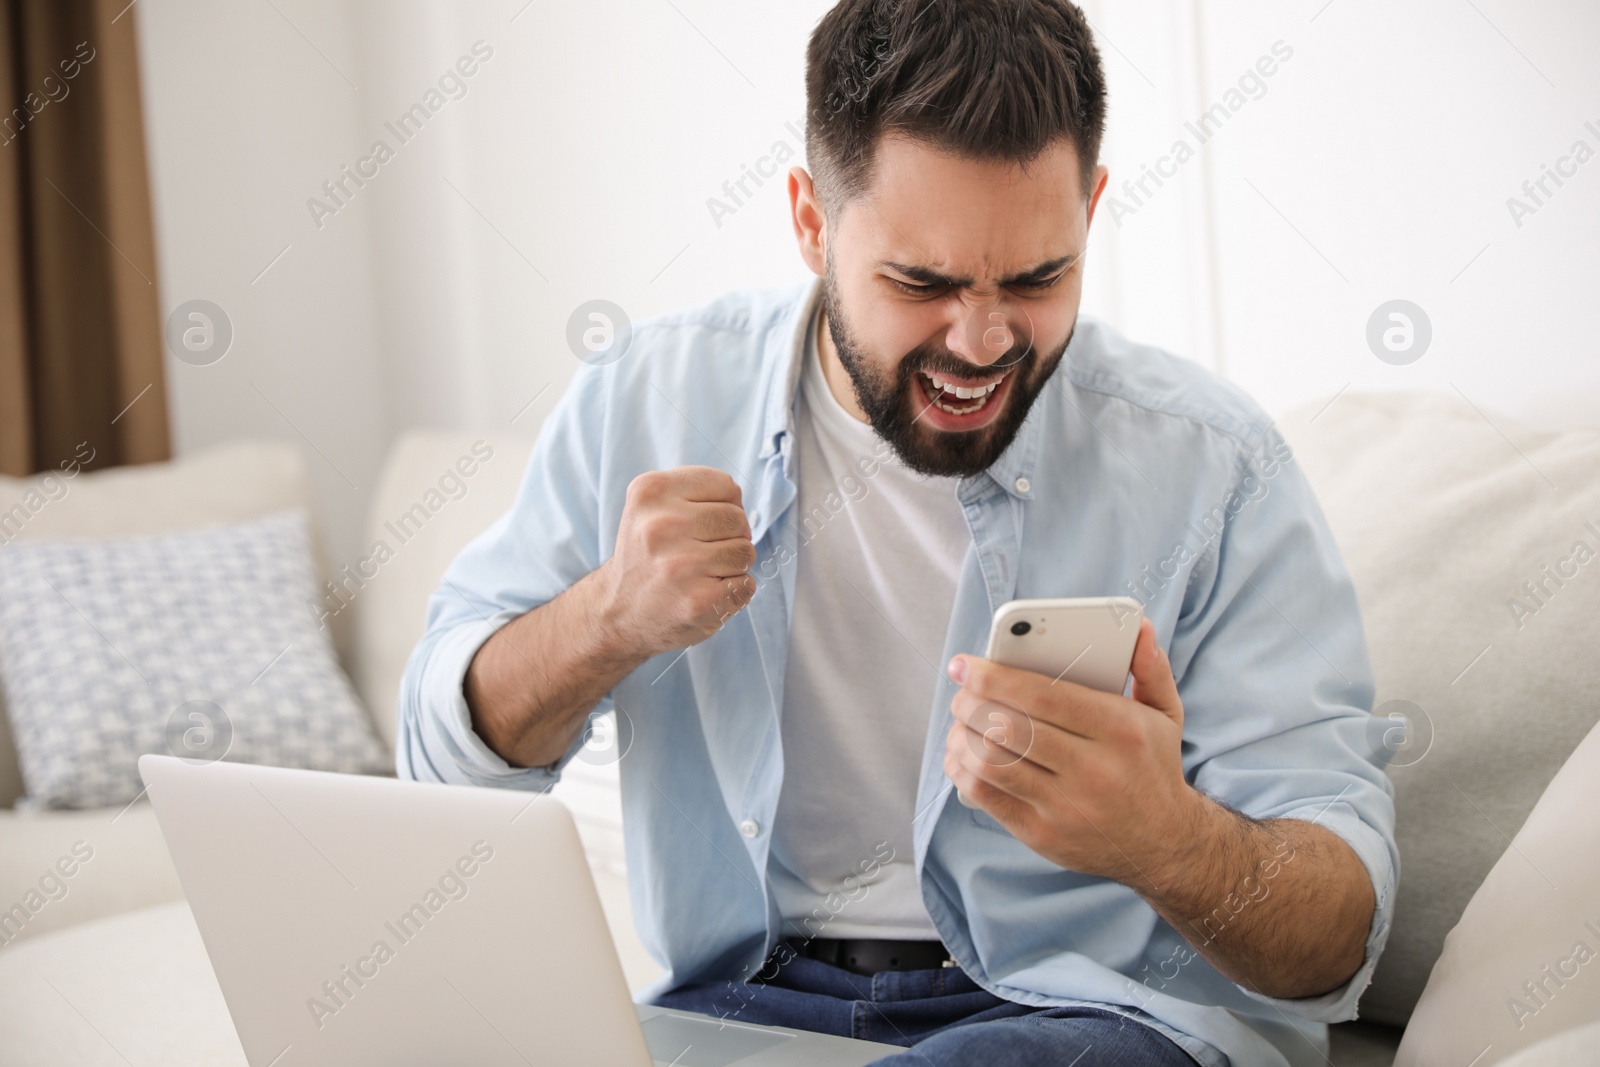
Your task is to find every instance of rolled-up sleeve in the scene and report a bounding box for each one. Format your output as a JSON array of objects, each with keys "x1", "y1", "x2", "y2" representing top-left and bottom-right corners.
[
  {"x1": 395, "y1": 362, "x2": 612, "y2": 791},
  {"x1": 1242, "y1": 799, "x2": 1396, "y2": 1021},
  {"x1": 1169, "y1": 422, "x2": 1398, "y2": 1023}
]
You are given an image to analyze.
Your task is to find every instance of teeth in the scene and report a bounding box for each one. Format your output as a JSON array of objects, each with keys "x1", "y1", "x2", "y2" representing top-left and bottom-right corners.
[
  {"x1": 924, "y1": 372, "x2": 1001, "y2": 401},
  {"x1": 920, "y1": 373, "x2": 1001, "y2": 416}
]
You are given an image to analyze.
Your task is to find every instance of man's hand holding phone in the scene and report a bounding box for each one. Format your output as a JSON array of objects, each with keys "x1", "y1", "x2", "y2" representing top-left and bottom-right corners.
[
  {"x1": 944, "y1": 608, "x2": 1377, "y2": 1001},
  {"x1": 942, "y1": 613, "x2": 1209, "y2": 891}
]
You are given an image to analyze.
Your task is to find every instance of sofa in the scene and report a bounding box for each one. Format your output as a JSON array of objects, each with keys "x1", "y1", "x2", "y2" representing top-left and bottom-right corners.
[{"x1": 1, "y1": 390, "x2": 1596, "y2": 1065}]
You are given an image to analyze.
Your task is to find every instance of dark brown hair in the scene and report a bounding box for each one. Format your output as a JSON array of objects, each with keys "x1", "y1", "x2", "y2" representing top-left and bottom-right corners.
[{"x1": 805, "y1": 0, "x2": 1107, "y2": 209}]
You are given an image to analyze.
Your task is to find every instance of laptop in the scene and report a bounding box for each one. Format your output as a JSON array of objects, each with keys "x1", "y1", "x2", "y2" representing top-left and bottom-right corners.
[{"x1": 139, "y1": 754, "x2": 899, "y2": 1066}]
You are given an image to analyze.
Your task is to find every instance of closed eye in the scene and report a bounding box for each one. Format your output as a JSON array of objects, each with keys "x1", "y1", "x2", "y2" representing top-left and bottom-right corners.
[
  {"x1": 887, "y1": 273, "x2": 1067, "y2": 296},
  {"x1": 1010, "y1": 272, "x2": 1066, "y2": 291},
  {"x1": 888, "y1": 277, "x2": 946, "y2": 296}
]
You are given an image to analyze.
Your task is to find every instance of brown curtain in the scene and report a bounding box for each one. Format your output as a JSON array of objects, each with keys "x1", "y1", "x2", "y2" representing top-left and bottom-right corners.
[{"x1": 0, "y1": 0, "x2": 167, "y2": 477}]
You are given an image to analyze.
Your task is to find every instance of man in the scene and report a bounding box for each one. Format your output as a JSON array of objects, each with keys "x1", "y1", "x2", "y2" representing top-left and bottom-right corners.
[{"x1": 397, "y1": 1, "x2": 1397, "y2": 1063}]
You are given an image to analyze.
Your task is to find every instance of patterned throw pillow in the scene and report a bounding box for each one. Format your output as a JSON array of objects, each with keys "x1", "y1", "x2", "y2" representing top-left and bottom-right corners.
[{"x1": 0, "y1": 510, "x2": 388, "y2": 809}]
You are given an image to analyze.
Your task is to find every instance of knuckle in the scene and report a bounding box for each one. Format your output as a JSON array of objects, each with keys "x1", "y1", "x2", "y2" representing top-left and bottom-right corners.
[
  {"x1": 719, "y1": 504, "x2": 752, "y2": 538},
  {"x1": 638, "y1": 518, "x2": 674, "y2": 556},
  {"x1": 946, "y1": 759, "x2": 969, "y2": 789},
  {"x1": 662, "y1": 554, "x2": 697, "y2": 585},
  {"x1": 1108, "y1": 715, "x2": 1142, "y2": 749},
  {"x1": 628, "y1": 470, "x2": 667, "y2": 504},
  {"x1": 965, "y1": 659, "x2": 998, "y2": 695}
]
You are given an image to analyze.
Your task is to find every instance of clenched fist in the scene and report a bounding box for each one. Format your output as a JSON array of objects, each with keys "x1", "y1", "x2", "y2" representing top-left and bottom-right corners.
[{"x1": 595, "y1": 466, "x2": 757, "y2": 659}]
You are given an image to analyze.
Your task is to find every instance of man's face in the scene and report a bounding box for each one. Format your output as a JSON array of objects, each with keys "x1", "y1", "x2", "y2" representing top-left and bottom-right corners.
[{"x1": 798, "y1": 134, "x2": 1106, "y2": 477}]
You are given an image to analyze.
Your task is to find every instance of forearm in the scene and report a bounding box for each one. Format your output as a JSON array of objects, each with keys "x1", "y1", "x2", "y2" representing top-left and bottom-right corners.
[
  {"x1": 461, "y1": 466, "x2": 756, "y2": 769},
  {"x1": 1143, "y1": 795, "x2": 1374, "y2": 1000},
  {"x1": 464, "y1": 565, "x2": 648, "y2": 769}
]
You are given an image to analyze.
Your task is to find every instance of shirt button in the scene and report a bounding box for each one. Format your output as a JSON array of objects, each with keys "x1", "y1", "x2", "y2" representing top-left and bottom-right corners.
[
  {"x1": 1014, "y1": 477, "x2": 1031, "y2": 494},
  {"x1": 738, "y1": 819, "x2": 760, "y2": 838}
]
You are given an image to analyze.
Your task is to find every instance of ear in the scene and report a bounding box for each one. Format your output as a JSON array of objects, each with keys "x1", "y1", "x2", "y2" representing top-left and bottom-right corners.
[
  {"x1": 789, "y1": 166, "x2": 827, "y2": 277},
  {"x1": 1083, "y1": 163, "x2": 1110, "y2": 231}
]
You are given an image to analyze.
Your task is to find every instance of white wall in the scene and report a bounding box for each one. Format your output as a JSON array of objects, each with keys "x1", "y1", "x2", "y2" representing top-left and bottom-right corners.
[
  {"x1": 347, "y1": 0, "x2": 836, "y2": 431},
  {"x1": 1090, "y1": 0, "x2": 1600, "y2": 425},
  {"x1": 138, "y1": 0, "x2": 1600, "y2": 572},
  {"x1": 1079, "y1": 0, "x2": 1222, "y2": 368},
  {"x1": 136, "y1": 0, "x2": 388, "y2": 566}
]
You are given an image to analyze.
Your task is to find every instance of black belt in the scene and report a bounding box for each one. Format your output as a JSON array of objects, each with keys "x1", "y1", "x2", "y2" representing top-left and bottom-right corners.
[{"x1": 782, "y1": 936, "x2": 955, "y2": 976}]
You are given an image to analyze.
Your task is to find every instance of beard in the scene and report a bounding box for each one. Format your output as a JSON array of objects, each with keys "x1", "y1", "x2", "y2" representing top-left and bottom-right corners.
[{"x1": 821, "y1": 270, "x2": 1071, "y2": 478}]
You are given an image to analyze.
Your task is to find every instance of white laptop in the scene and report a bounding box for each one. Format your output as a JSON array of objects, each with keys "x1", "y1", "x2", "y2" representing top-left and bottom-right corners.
[{"x1": 139, "y1": 754, "x2": 899, "y2": 1066}]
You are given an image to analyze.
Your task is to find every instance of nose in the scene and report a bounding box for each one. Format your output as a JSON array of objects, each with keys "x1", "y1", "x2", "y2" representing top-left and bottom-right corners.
[{"x1": 945, "y1": 292, "x2": 1021, "y2": 369}]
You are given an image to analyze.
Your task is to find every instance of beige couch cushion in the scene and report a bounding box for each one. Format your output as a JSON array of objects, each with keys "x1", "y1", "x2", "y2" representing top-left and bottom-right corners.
[
  {"x1": 0, "y1": 442, "x2": 327, "y2": 808},
  {"x1": 1277, "y1": 391, "x2": 1600, "y2": 1026},
  {"x1": 349, "y1": 432, "x2": 534, "y2": 751},
  {"x1": 1394, "y1": 719, "x2": 1600, "y2": 1065},
  {"x1": 0, "y1": 901, "x2": 245, "y2": 1066},
  {"x1": 1496, "y1": 1020, "x2": 1600, "y2": 1067},
  {"x1": 0, "y1": 804, "x2": 182, "y2": 948}
]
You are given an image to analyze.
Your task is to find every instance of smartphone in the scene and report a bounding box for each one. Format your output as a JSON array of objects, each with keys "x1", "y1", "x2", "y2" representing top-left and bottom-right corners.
[{"x1": 983, "y1": 596, "x2": 1144, "y2": 694}]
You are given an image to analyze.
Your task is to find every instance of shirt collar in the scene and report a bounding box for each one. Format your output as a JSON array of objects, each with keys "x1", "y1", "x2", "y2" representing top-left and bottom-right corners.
[
  {"x1": 976, "y1": 321, "x2": 1096, "y2": 503},
  {"x1": 757, "y1": 277, "x2": 823, "y2": 463},
  {"x1": 756, "y1": 275, "x2": 1054, "y2": 502}
]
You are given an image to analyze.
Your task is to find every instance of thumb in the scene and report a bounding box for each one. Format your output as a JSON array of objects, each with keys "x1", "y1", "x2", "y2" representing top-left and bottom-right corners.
[{"x1": 1130, "y1": 617, "x2": 1182, "y2": 723}]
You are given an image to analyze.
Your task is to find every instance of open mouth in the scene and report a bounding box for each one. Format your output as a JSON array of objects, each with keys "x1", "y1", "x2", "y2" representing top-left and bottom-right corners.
[{"x1": 915, "y1": 369, "x2": 1012, "y2": 429}]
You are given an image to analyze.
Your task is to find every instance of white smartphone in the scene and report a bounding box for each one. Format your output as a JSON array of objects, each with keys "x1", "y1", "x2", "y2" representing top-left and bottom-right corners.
[{"x1": 983, "y1": 596, "x2": 1144, "y2": 694}]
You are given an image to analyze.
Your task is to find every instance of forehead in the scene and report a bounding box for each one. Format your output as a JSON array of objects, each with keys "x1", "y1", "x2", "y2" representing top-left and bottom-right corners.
[{"x1": 833, "y1": 134, "x2": 1089, "y2": 273}]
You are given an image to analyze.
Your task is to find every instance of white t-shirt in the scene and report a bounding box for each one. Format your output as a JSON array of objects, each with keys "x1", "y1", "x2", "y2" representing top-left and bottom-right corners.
[{"x1": 767, "y1": 307, "x2": 971, "y2": 941}]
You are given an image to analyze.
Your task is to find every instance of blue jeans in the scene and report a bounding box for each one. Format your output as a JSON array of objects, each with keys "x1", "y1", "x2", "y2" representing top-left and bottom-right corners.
[{"x1": 652, "y1": 950, "x2": 1199, "y2": 1066}]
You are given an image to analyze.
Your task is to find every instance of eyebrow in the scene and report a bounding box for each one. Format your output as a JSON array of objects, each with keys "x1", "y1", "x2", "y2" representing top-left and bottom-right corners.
[{"x1": 880, "y1": 252, "x2": 1081, "y2": 288}]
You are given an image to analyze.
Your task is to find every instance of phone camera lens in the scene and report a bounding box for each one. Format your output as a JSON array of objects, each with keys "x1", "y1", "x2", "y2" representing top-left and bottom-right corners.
[{"x1": 1010, "y1": 621, "x2": 1031, "y2": 636}]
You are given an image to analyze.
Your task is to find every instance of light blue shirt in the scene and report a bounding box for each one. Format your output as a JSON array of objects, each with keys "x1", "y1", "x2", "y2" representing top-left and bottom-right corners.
[{"x1": 396, "y1": 278, "x2": 1397, "y2": 1067}]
